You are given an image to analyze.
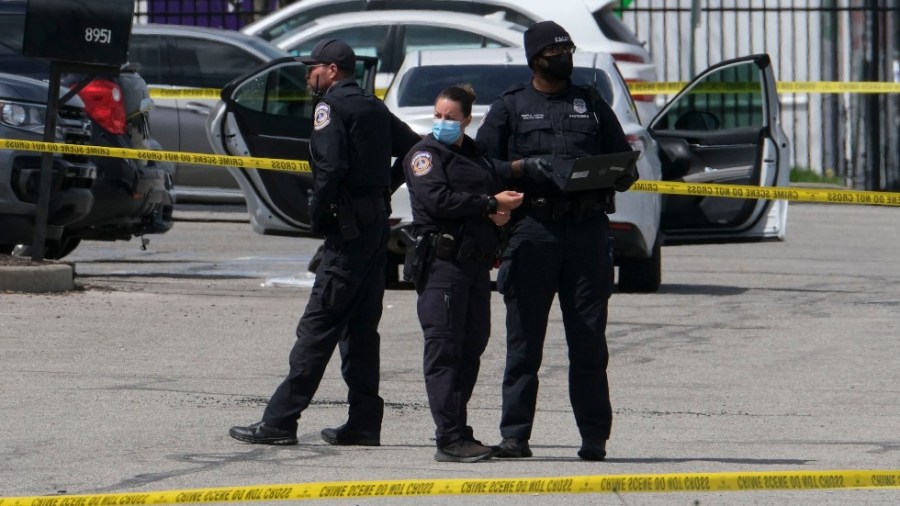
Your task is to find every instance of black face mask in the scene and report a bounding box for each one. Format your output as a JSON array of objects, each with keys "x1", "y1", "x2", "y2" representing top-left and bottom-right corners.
[{"x1": 537, "y1": 53, "x2": 574, "y2": 81}]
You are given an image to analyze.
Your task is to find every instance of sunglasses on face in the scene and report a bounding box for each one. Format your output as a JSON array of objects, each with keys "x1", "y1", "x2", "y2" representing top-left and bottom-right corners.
[
  {"x1": 305, "y1": 63, "x2": 328, "y2": 77},
  {"x1": 541, "y1": 44, "x2": 576, "y2": 57}
]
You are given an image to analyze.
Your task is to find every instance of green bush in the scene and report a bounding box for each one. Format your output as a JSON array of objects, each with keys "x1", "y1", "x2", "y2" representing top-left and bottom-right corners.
[{"x1": 790, "y1": 167, "x2": 842, "y2": 185}]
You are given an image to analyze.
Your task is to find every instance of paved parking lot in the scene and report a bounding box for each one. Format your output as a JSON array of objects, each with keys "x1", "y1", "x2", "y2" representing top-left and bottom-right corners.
[{"x1": 1, "y1": 203, "x2": 898, "y2": 505}]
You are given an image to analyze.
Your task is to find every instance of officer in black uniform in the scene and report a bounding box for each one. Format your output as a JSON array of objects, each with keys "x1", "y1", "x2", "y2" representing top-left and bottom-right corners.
[
  {"x1": 403, "y1": 85, "x2": 523, "y2": 462},
  {"x1": 475, "y1": 21, "x2": 638, "y2": 461},
  {"x1": 229, "y1": 39, "x2": 420, "y2": 447}
]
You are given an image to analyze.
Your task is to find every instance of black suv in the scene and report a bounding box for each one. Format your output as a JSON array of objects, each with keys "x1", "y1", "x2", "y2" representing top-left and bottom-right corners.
[
  {"x1": 0, "y1": 0, "x2": 174, "y2": 259},
  {"x1": 0, "y1": 73, "x2": 96, "y2": 252}
]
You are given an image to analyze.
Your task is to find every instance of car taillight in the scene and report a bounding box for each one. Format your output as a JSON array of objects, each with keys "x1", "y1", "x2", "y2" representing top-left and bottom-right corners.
[
  {"x1": 624, "y1": 79, "x2": 654, "y2": 103},
  {"x1": 611, "y1": 53, "x2": 646, "y2": 64},
  {"x1": 77, "y1": 80, "x2": 126, "y2": 135},
  {"x1": 626, "y1": 134, "x2": 645, "y2": 155}
]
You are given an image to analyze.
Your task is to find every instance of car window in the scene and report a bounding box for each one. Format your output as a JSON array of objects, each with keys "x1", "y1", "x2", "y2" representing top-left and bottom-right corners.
[
  {"x1": 128, "y1": 35, "x2": 164, "y2": 85},
  {"x1": 402, "y1": 25, "x2": 509, "y2": 54},
  {"x1": 396, "y1": 65, "x2": 615, "y2": 109},
  {"x1": 167, "y1": 37, "x2": 264, "y2": 88},
  {"x1": 373, "y1": 1, "x2": 535, "y2": 26},
  {"x1": 593, "y1": 9, "x2": 643, "y2": 46},
  {"x1": 288, "y1": 26, "x2": 390, "y2": 72},
  {"x1": 253, "y1": 1, "x2": 535, "y2": 42},
  {"x1": 0, "y1": 13, "x2": 24, "y2": 52},
  {"x1": 255, "y1": 0, "x2": 363, "y2": 41},
  {"x1": 654, "y1": 61, "x2": 764, "y2": 131}
]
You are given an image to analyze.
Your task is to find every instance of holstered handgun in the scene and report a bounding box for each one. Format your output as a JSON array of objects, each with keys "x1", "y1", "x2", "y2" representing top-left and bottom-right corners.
[{"x1": 401, "y1": 228, "x2": 431, "y2": 289}]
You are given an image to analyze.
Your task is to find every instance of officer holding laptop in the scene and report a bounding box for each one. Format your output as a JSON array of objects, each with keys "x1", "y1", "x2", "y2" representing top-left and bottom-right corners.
[{"x1": 476, "y1": 20, "x2": 638, "y2": 461}]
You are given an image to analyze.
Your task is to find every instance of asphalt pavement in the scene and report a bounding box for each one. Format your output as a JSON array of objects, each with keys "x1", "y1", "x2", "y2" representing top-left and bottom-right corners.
[{"x1": 0, "y1": 203, "x2": 898, "y2": 505}]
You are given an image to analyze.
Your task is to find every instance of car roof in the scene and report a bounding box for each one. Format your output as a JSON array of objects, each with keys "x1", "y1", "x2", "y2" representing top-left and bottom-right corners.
[
  {"x1": 385, "y1": 47, "x2": 633, "y2": 116},
  {"x1": 131, "y1": 23, "x2": 290, "y2": 59},
  {"x1": 271, "y1": 10, "x2": 526, "y2": 49}
]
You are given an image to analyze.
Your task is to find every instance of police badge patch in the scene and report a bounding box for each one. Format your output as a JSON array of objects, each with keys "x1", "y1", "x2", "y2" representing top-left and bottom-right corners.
[
  {"x1": 313, "y1": 102, "x2": 331, "y2": 130},
  {"x1": 573, "y1": 98, "x2": 587, "y2": 114},
  {"x1": 410, "y1": 151, "x2": 433, "y2": 177}
]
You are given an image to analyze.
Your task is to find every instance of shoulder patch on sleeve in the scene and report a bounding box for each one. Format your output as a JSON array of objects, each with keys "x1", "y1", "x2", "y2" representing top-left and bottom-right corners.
[
  {"x1": 409, "y1": 150, "x2": 433, "y2": 177},
  {"x1": 313, "y1": 102, "x2": 331, "y2": 131}
]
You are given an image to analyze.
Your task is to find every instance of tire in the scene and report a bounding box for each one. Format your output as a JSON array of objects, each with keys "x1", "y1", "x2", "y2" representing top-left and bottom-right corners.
[
  {"x1": 12, "y1": 236, "x2": 82, "y2": 260},
  {"x1": 617, "y1": 240, "x2": 661, "y2": 293}
]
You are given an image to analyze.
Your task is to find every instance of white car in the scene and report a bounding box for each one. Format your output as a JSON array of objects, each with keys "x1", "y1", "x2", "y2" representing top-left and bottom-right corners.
[
  {"x1": 241, "y1": 0, "x2": 659, "y2": 122},
  {"x1": 207, "y1": 51, "x2": 789, "y2": 292},
  {"x1": 267, "y1": 10, "x2": 525, "y2": 95}
]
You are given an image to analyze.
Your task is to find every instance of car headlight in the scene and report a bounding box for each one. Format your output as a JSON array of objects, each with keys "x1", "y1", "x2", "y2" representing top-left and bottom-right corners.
[{"x1": 0, "y1": 100, "x2": 47, "y2": 132}]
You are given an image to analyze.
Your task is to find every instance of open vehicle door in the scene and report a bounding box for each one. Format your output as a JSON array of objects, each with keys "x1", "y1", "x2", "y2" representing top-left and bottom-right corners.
[
  {"x1": 208, "y1": 56, "x2": 378, "y2": 236},
  {"x1": 649, "y1": 54, "x2": 789, "y2": 243}
]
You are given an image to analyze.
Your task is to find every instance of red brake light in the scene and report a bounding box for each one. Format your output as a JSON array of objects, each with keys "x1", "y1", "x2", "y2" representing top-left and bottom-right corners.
[
  {"x1": 610, "y1": 53, "x2": 646, "y2": 64},
  {"x1": 624, "y1": 79, "x2": 655, "y2": 103},
  {"x1": 626, "y1": 134, "x2": 645, "y2": 154},
  {"x1": 77, "y1": 80, "x2": 126, "y2": 135}
]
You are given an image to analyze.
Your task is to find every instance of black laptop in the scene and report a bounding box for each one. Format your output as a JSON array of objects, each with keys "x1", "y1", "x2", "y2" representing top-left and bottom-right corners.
[{"x1": 548, "y1": 151, "x2": 641, "y2": 192}]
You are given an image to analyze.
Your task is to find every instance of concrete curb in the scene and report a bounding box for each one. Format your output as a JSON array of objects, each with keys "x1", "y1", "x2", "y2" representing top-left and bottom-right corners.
[{"x1": 0, "y1": 263, "x2": 75, "y2": 293}]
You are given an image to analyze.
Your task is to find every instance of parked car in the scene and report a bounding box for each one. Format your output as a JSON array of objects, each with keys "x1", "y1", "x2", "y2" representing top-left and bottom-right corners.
[
  {"x1": 0, "y1": 0, "x2": 174, "y2": 259},
  {"x1": 128, "y1": 24, "x2": 290, "y2": 202},
  {"x1": 207, "y1": 51, "x2": 789, "y2": 292},
  {"x1": 267, "y1": 10, "x2": 525, "y2": 95},
  {"x1": 0, "y1": 73, "x2": 96, "y2": 254},
  {"x1": 241, "y1": 0, "x2": 659, "y2": 122}
]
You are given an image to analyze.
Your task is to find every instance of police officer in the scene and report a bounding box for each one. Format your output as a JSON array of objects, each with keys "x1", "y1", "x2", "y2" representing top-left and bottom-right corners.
[
  {"x1": 403, "y1": 85, "x2": 523, "y2": 462},
  {"x1": 475, "y1": 21, "x2": 638, "y2": 461},
  {"x1": 230, "y1": 39, "x2": 420, "y2": 447}
]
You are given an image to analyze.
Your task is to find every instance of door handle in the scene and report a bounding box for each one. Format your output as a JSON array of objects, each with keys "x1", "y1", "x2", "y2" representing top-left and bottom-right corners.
[{"x1": 184, "y1": 102, "x2": 211, "y2": 115}]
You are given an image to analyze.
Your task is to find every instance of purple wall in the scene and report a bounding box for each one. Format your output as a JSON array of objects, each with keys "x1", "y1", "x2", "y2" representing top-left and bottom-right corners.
[{"x1": 148, "y1": 0, "x2": 280, "y2": 30}]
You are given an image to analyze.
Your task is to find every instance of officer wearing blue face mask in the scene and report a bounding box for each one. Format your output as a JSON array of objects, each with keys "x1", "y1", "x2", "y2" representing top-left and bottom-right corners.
[{"x1": 402, "y1": 84, "x2": 523, "y2": 463}]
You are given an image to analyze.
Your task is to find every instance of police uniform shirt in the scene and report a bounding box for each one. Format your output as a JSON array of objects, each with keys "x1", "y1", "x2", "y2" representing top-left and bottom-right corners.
[
  {"x1": 309, "y1": 78, "x2": 419, "y2": 223},
  {"x1": 476, "y1": 80, "x2": 634, "y2": 196},
  {"x1": 403, "y1": 134, "x2": 503, "y2": 255}
]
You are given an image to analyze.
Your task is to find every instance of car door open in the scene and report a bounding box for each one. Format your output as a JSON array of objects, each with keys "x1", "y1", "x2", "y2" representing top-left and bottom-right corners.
[
  {"x1": 649, "y1": 54, "x2": 789, "y2": 242},
  {"x1": 208, "y1": 56, "x2": 378, "y2": 235}
]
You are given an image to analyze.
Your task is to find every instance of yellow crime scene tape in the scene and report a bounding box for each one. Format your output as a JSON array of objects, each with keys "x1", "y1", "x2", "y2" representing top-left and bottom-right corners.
[
  {"x1": 147, "y1": 81, "x2": 900, "y2": 100},
  {"x1": 0, "y1": 469, "x2": 898, "y2": 504},
  {"x1": 630, "y1": 180, "x2": 900, "y2": 206},
  {"x1": 6, "y1": 138, "x2": 900, "y2": 207},
  {"x1": 629, "y1": 81, "x2": 900, "y2": 94},
  {"x1": 0, "y1": 139, "x2": 310, "y2": 174}
]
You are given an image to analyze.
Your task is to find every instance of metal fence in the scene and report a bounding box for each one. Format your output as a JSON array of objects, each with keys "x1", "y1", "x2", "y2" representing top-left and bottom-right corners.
[
  {"x1": 623, "y1": 0, "x2": 900, "y2": 191},
  {"x1": 133, "y1": 0, "x2": 287, "y2": 30}
]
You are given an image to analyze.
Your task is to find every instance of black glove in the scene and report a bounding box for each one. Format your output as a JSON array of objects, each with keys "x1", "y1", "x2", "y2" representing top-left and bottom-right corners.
[
  {"x1": 522, "y1": 157, "x2": 553, "y2": 183},
  {"x1": 613, "y1": 167, "x2": 639, "y2": 192}
]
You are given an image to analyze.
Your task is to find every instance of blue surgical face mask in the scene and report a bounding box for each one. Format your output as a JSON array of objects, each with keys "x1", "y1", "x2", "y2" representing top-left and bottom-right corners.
[{"x1": 432, "y1": 119, "x2": 462, "y2": 145}]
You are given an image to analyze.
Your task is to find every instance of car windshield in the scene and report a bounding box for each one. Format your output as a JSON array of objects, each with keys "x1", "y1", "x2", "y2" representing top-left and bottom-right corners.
[{"x1": 395, "y1": 65, "x2": 615, "y2": 108}]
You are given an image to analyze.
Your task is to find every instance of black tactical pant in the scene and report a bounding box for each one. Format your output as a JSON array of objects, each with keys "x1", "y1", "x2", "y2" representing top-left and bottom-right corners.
[
  {"x1": 417, "y1": 257, "x2": 491, "y2": 448},
  {"x1": 496, "y1": 211, "x2": 613, "y2": 441},
  {"x1": 262, "y1": 215, "x2": 388, "y2": 433}
]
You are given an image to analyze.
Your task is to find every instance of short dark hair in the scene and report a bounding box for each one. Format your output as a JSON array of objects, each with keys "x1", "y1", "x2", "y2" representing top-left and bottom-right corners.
[{"x1": 436, "y1": 84, "x2": 476, "y2": 117}]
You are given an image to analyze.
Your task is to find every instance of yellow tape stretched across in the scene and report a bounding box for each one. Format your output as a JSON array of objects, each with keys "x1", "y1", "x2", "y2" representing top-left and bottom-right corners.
[
  {"x1": 147, "y1": 81, "x2": 900, "y2": 100},
  {"x1": 631, "y1": 180, "x2": 900, "y2": 206},
  {"x1": 627, "y1": 80, "x2": 900, "y2": 94},
  {"x1": 0, "y1": 139, "x2": 310, "y2": 174},
  {"x1": 6, "y1": 137, "x2": 900, "y2": 207},
  {"x1": 0, "y1": 470, "x2": 898, "y2": 504}
]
